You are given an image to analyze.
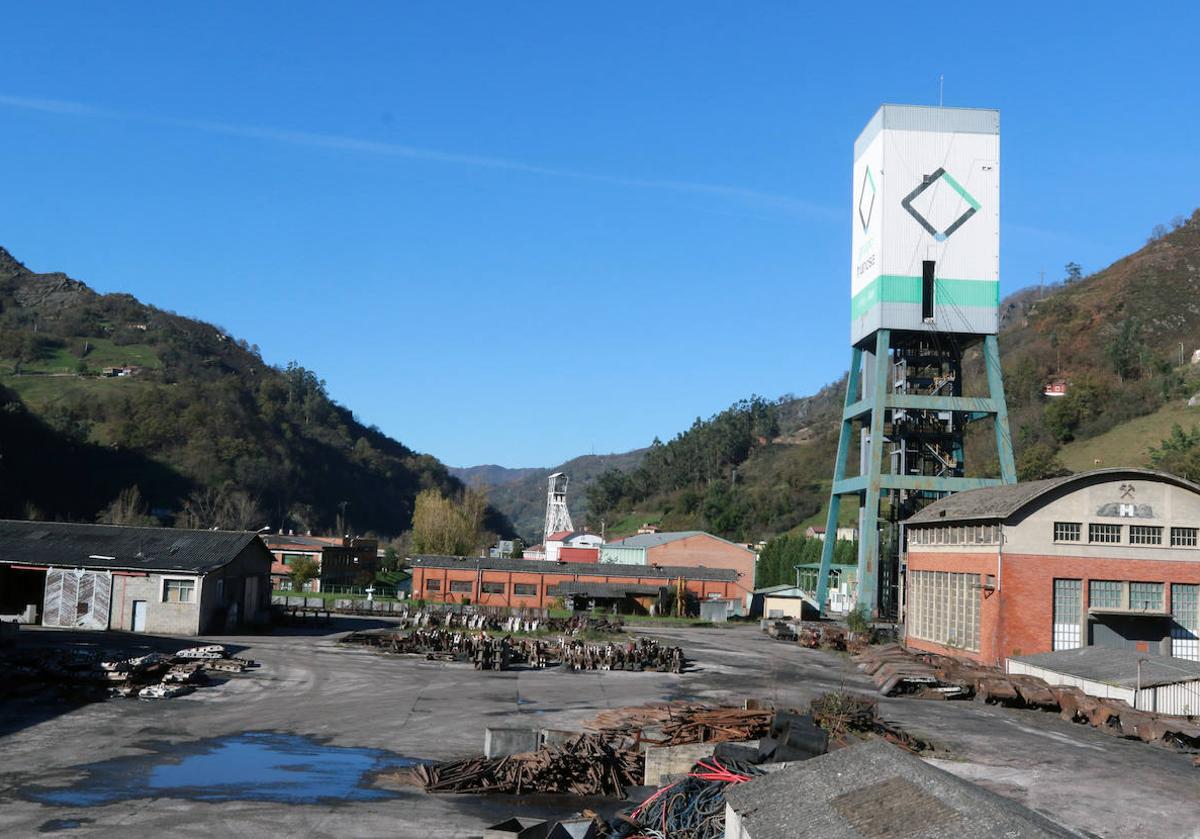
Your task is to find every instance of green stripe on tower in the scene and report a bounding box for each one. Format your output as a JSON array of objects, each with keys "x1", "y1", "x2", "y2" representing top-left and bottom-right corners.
[{"x1": 851, "y1": 275, "x2": 999, "y2": 319}]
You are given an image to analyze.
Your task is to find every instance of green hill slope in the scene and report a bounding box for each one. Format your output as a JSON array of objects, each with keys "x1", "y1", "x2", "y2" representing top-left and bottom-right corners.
[
  {"x1": 509, "y1": 210, "x2": 1200, "y2": 544},
  {"x1": 0, "y1": 247, "x2": 511, "y2": 538}
]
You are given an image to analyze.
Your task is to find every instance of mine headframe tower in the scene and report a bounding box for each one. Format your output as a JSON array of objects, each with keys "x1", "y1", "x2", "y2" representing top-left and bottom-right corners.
[{"x1": 815, "y1": 104, "x2": 1017, "y2": 619}]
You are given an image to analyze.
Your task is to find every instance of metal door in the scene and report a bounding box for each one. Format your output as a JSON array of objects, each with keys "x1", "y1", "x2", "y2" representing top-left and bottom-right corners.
[
  {"x1": 43, "y1": 569, "x2": 113, "y2": 630},
  {"x1": 131, "y1": 600, "x2": 147, "y2": 632}
]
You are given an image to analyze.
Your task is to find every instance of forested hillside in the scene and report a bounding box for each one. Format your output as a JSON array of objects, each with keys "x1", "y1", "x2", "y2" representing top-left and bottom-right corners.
[
  {"x1": 0, "y1": 247, "x2": 512, "y2": 538},
  {"x1": 530, "y1": 209, "x2": 1200, "y2": 544}
]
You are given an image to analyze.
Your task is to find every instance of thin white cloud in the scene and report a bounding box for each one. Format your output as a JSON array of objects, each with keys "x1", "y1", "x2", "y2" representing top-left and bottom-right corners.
[{"x1": 0, "y1": 92, "x2": 837, "y2": 220}]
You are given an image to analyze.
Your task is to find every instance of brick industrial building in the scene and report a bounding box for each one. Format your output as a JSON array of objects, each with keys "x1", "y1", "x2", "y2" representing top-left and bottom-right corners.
[
  {"x1": 599, "y1": 531, "x2": 756, "y2": 583},
  {"x1": 903, "y1": 469, "x2": 1200, "y2": 666},
  {"x1": 409, "y1": 554, "x2": 745, "y2": 612}
]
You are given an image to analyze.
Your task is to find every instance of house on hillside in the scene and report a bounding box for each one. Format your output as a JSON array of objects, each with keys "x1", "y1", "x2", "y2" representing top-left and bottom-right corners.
[
  {"x1": 804, "y1": 525, "x2": 858, "y2": 542},
  {"x1": 0, "y1": 520, "x2": 272, "y2": 635}
]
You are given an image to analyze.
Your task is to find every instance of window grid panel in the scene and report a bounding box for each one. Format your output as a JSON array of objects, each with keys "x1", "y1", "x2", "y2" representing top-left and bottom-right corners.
[
  {"x1": 1089, "y1": 523, "x2": 1122, "y2": 544},
  {"x1": 1171, "y1": 527, "x2": 1199, "y2": 548},
  {"x1": 1172, "y1": 584, "x2": 1200, "y2": 661},
  {"x1": 1130, "y1": 582, "x2": 1164, "y2": 611},
  {"x1": 906, "y1": 570, "x2": 979, "y2": 652},
  {"x1": 1054, "y1": 522, "x2": 1082, "y2": 542},
  {"x1": 1089, "y1": 580, "x2": 1123, "y2": 610},
  {"x1": 481, "y1": 582, "x2": 505, "y2": 594},
  {"x1": 1053, "y1": 579, "x2": 1082, "y2": 651},
  {"x1": 1129, "y1": 525, "x2": 1163, "y2": 546}
]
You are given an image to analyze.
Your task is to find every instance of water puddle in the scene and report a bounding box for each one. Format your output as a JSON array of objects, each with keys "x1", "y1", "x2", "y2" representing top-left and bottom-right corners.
[{"x1": 24, "y1": 732, "x2": 425, "y2": 806}]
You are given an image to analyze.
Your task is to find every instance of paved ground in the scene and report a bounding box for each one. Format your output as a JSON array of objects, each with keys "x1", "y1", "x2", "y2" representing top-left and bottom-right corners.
[{"x1": 1, "y1": 620, "x2": 1198, "y2": 838}]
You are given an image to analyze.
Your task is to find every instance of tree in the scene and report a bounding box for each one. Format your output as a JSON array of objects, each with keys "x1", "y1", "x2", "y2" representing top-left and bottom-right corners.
[
  {"x1": 411, "y1": 488, "x2": 489, "y2": 556},
  {"x1": 1064, "y1": 262, "x2": 1083, "y2": 284},
  {"x1": 1150, "y1": 425, "x2": 1200, "y2": 482},
  {"x1": 1017, "y1": 443, "x2": 1071, "y2": 482},
  {"x1": 1106, "y1": 317, "x2": 1143, "y2": 381},
  {"x1": 1148, "y1": 223, "x2": 1169, "y2": 243},
  {"x1": 288, "y1": 556, "x2": 320, "y2": 591},
  {"x1": 98, "y1": 485, "x2": 159, "y2": 526}
]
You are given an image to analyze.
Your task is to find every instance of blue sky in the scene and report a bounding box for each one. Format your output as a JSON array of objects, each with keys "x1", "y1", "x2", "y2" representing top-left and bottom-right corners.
[{"x1": 1, "y1": 3, "x2": 1196, "y2": 467}]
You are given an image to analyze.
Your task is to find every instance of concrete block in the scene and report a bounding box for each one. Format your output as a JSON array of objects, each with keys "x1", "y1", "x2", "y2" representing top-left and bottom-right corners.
[
  {"x1": 643, "y1": 742, "x2": 718, "y2": 786},
  {"x1": 335, "y1": 599, "x2": 355, "y2": 611},
  {"x1": 305, "y1": 597, "x2": 324, "y2": 609},
  {"x1": 539, "y1": 729, "x2": 578, "y2": 748},
  {"x1": 484, "y1": 727, "x2": 541, "y2": 758}
]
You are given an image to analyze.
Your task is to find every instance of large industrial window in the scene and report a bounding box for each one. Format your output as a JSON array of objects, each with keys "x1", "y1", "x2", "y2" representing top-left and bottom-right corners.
[
  {"x1": 1129, "y1": 582, "x2": 1164, "y2": 611},
  {"x1": 1171, "y1": 527, "x2": 1199, "y2": 547},
  {"x1": 513, "y1": 583, "x2": 538, "y2": 596},
  {"x1": 481, "y1": 582, "x2": 506, "y2": 594},
  {"x1": 163, "y1": 578, "x2": 195, "y2": 604},
  {"x1": 424, "y1": 579, "x2": 441, "y2": 591},
  {"x1": 1129, "y1": 525, "x2": 1163, "y2": 546},
  {"x1": 921, "y1": 261, "x2": 935, "y2": 320},
  {"x1": 1089, "y1": 580, "x2": 1123, "y2": 609},
  {"x1": 449, "y1": 580, "x2": 473, "y2": 593},
  {"x1": 1052, "y1": 579, "x2": 1082, "y2": 650},
  {"x1": 1172, "y1": 584, "x2": 1199, "y2": 661},
  {"x1": 1089, "y1": 523, "x2": 1122, "y2": 544},
  {"x1": 906, "y1": 570, "x2": 979, "y2": 652},
  {"x1": 1054, "y1": 522, "x2": 1081, "y2": 542}
]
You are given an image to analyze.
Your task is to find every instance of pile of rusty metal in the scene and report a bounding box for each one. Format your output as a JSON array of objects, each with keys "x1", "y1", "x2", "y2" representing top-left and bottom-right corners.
[
  {"x1": 765, "y1": 619, "x2": 873, "y2": 654},
  {"x1": 809, "y1": 691, "x2": 929, "y2": 752},
  {"x1": 585, "y1": 702, "x2": 775, "y2": 745},
  {"x1": 0, "y1": 643, "x2": 255, "y2": 702},
  {"x1": 416, "y1": 733, "x2": 641, "y2": 797},
  {"x1": 855, "y1": 645, "x2": 1200, "y2": 751},
  {"x1": 342, "y1": 629, "x2": 683, "y2": 673},
  {"x1": 394, "y1": 608, "x2": 623, "y2": 636},
  {"x1": 560, "y1": 637, "x2": 684, "y2": 673}
]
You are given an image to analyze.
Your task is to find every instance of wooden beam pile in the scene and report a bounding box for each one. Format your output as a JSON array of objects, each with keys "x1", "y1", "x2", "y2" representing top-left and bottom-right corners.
[
  {"x1": 415, "y1": 734, "x2": 641, "y2": 797},
  {"x1": 584, "y1": 702, "x2": 776, "y2": 745}
]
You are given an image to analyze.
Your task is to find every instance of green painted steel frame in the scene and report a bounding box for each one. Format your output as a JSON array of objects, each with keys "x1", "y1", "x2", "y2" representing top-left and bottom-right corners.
[{"x1": 815, "y1": 330, "x2": 1016, "y2": 617}]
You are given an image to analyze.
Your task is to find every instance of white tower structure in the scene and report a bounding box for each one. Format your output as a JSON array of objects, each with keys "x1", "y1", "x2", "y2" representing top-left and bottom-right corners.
[{"x1": 543, "y1": 472, "x2": 573, "y2": 539}]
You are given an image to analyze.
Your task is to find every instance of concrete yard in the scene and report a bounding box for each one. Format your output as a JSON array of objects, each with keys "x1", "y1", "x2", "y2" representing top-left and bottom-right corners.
[{"x1": 2, "y1": 620, "x2": 1198, "y2": 837}]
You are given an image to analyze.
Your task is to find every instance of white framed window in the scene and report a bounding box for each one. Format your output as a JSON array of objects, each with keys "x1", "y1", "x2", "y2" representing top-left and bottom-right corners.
[
  {"x1": 481, "y1": 582, "x2": 505, "y2": 594},
  {"x1": 1088, "y1": 580, "x2": 1123, "y2": 609},
  {"x1": 1089, "y1": 523, "x2": 1122, "y2": 544},
  {"x1": 1171, "y1": 527, "x2": 1198, "y2": 547},
  {"x1": 162, "y1": 578, "x2": 196, "y2": 604},
  {"x1": 906, "y1": 570, "x2": 980, "y2": 652},
  {"x1": 1053, "y1": 579, "x2": 1082, "y2": 650},
  {"x1": 1054, "y1": 522, "x2": 1081, "y2": 542},
  {"x1": 1130, "y1": 582, "x2": 1164, "y2": 611},
  {"x1": 1129, "y1": 525, "x2": 1163, "y2": 546},
  {"x1": 1172, "y1": 584, "x2": 1200, "y2": 661}
]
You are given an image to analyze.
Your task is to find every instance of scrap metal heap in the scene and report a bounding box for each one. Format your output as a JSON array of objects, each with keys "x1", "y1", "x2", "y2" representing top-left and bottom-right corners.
[
  {"x1": 416, "y1": 733, "x2": 641, "y2": 797},
  {"x1": 392, "y1": 607, "x2": 624, "y2": 635},
  {"x1": 0, "y1": 643, "x2": 257, "y2": 702},
  {"x1": 856, "y1": 645, "x2": 1200, "y2": 753},
  {"x1": 341, "y1": 628, "x2": 684, "y2": 673}
]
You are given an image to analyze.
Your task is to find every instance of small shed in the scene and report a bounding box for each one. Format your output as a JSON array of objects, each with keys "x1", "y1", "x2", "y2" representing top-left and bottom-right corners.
[{"x1": 1007, "y1": 647, "x2": 1200, "y2": 716}]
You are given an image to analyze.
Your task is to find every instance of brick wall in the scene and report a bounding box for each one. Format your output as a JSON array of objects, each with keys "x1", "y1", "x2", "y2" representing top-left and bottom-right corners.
[
  {"x1": 411, "y1": 566, "x2": 740, "y2": 609},
  {"x1": 644, "y1": 535, "x2": 755, "y2": 594},
  {"x1": 907, "y1": 549, "x2": 1200, "y2": 666}
]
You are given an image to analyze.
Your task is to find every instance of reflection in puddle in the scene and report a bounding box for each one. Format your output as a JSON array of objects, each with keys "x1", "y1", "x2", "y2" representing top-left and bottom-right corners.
[{"x1": 26, "y1": 732, "x2": 424, "y2": 806}]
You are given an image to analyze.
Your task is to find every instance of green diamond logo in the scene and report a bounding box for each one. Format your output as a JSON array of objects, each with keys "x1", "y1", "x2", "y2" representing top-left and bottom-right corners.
[
  {"x1": 858, "y1": 166, "x2": 876, "y2": 232},
  {"x1": 901, "y1": 167, "x2": 980, "y2": 242}
]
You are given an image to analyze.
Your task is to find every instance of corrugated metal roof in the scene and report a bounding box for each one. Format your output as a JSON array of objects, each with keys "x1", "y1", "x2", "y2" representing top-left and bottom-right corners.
[
  {"x1": 410, "y1": 554, "x2": 739, "y2": 582},
  {"x1": 0, "y1": 519, "x2": 267, "y2": 574},
  {"x1": 608, "y1": 530, "x2": 752, "y2": 552},
  {"x1": 1010, "y1": 646, "x2": 1200, "y2": 689},
  {"x1": 855, "y1": 104, "x2": 1000, "y2": 160},
  {"x1": 905, "y1": 468, "x2": 1200, "y2": 525},
  {"x1": 549, "y1": 581, "x2": 664, "y2": 598}
]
